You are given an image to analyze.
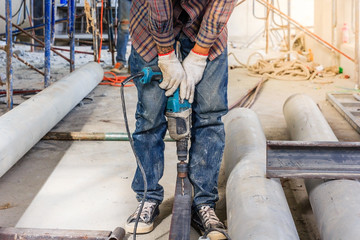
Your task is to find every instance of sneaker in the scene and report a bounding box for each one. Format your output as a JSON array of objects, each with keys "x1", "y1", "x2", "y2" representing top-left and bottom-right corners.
[
  {"x1": 111, "y1": 62, "x2": 125, "y2": 73},
  {"x1": 125, "y1": 201, "x2": 160, "y2": 234},
  {"x1": 191, "y1": 205, "x2": 227, "y2": 240}
]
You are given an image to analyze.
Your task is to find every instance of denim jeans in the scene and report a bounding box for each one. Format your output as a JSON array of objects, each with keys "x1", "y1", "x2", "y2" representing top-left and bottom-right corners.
[
  {"x1": 129, "y1": 33, "x2": 228, "y2": 210},
  {"x1": 116, "y1": 0, "x2": 131, "y2": 64}
]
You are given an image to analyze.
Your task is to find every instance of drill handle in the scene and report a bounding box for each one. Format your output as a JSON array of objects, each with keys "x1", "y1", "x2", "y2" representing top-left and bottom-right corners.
[{"x1": 139, "y1": 66, "x2": 162, "y2": 84}]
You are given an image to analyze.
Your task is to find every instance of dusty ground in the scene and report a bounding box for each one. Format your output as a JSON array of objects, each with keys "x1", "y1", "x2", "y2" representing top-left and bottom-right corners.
[{"x1": 1, "y1": 41, "x2": 360, "y2": 239}]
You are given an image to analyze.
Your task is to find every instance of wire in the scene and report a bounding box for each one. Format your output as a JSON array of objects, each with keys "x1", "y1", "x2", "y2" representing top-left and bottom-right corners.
[
  {"x1": 100, "y1": 72, "x2": 134, "y2": 87},
  {"x1": 12, "y1": 0, "x2": 25, "y2": 18},
  {"x1": 120, "y1": 72, "x2": 148, "y2": 240}
]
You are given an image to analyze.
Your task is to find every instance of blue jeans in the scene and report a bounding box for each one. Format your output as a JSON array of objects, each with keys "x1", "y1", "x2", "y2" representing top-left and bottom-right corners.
[
  {"x1": 129, "y1": 33, "x2": 228, "y2": 210},
  {"x1": 116, "y1": 0, "x2": 131, "y2": 64}
]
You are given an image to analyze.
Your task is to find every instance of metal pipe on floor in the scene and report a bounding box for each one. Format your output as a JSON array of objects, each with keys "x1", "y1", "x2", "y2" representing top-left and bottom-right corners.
[
  {"x1": 0, "y1": 62, "x2": 104, "y2": 179},
  {"x1": 6, "y1": 0, "x2": 14, "y2": 110},
  {"x1": 283, "y1": 94, "x2": 360, "y2": 240},
  {"x1": 224, "y1": 108, "x2": 299, "y2": 240}
]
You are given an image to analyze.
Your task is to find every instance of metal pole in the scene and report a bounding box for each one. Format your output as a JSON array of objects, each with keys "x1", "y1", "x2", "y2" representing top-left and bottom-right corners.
[
  {"x1": 68, "y1": 0, "x2": 76, "y2": 72},
  {"x1": 30, "y1": 0, "x2": 34, "y2": 52},
  {"x1": 6, "y1": 0, "x2": 14, "y2": 110},
  {"x1": 355, "y1": 0, "x2": 360, "y2": 88},
  {"x1": 283, "y1": 94, "x2": 360, "y2": 240},
  {"x1": 51, "y1": 0, "x2": 56, "y2": 43},
  {"x1": 44, "y1": 0, "x2": 51, "y2": 87},
  {"x1": 0, "y1": 62, "x2": 103, "y2": 179},
  {"x1": 92, "y1": 0, "x2": 99, "y2": 62},
  {"x1": 287, "y1": 0, "x2": 291, "y2": 60},
  {"x1": 224, "y1": 108, "x2": 299, "y2": 239}
]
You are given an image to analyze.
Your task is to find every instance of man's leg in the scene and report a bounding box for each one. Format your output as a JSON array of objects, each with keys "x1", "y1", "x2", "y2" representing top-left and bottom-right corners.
[
  {"x1": 125, "y1": 47, "x2": 168, "y2": 233},
  {"x1": 112, "y1": 0, "x2": 131, "y2": 72},
  {"x1": 179, "y1": 34, "x2": 228, "y2": 239}
]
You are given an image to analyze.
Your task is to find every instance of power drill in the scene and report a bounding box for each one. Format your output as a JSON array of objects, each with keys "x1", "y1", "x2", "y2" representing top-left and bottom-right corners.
[{"x1": 139, "y1": 66, "x2": 192, "y2": 239}]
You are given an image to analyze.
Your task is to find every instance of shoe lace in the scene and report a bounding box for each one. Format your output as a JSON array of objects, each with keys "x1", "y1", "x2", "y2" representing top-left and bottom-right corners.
[
  {"x1": 199, "y1": 206, "x2": 222, "y2": 228},
  {"x1": 114, "y1": 62, "x2": 122, "y2": 68},
  {"x1": 134, "y1": 201, "x2": 157, "y2": 222}
]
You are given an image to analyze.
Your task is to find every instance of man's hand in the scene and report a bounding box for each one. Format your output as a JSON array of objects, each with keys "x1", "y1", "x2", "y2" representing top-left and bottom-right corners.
[
  {"x1": 157, "y1": 49, "x2": 186, "y2": 97},
  {"x1": 181, "y1": 47, "x2": 208, "y2": 103}
]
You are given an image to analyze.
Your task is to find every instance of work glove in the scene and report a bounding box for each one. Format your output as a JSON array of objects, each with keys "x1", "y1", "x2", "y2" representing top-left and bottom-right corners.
[
  {"x1": 181, "y1": 50, "x2": 208, "y2": 103},
  {"x1": 157, "y1": 50, "x2": 187, "y2": 97}
]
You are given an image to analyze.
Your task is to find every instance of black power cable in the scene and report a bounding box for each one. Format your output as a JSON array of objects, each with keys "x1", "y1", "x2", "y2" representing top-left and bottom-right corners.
[{"x1": 120, "y1": 73, "x2": 148, "y2": 240}]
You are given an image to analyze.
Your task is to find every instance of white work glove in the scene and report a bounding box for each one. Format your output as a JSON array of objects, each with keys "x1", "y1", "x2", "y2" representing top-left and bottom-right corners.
[
  {"x1": 157, "y1": 50, "x2": 187, "y2": 97},
  {"x1": 181, "y1": 50, "x2": 208, "y2": 103}
]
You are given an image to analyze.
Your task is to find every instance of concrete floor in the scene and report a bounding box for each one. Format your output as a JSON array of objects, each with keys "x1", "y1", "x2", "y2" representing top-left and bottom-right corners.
[{"x1": 1, "y1": 44, "x2": 360, "y2": 240}]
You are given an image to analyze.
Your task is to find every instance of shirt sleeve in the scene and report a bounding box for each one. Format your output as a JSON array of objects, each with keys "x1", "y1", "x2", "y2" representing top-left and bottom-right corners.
[
  {"x1": 196, "y1": 0, "x2": 236, "y2": 49},
  {"x1": 147, "y1": 0, "x2": 175, "y2": 47}
]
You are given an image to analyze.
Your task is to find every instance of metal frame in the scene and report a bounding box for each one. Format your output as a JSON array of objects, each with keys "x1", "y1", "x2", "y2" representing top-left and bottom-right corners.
[{"x1": 1, "y1": 0, "x2": 77, "y2": 109}]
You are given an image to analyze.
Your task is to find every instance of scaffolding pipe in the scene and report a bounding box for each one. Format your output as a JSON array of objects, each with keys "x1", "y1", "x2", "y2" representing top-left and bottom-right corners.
[
  {"x1": 283, "y1": 94, "x2": 360, "y2": 240},
  {"x1": 224, "y1": 108, "x2": 299, "y2": 240},
  {"x1": 44, "y1": 0, "x2": 51, "y2": 87},
  {"x1": 68, "y1": 0, "x2": 76, "y2": 72},
  {"x1": 51, "y1": 0, "x2": 56, "y2": 43},
  {"x1": 6, "y1": 0, "x2": 14, "y2": 110},
  {"x1": 0, "y1": 62, "x2": 104, "y2": 179}
]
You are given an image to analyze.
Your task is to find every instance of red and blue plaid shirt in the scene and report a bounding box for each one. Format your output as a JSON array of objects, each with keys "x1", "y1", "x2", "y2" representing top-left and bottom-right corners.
[{"x1": 129, "y1": 0, "x2": 236, "y2": 62}]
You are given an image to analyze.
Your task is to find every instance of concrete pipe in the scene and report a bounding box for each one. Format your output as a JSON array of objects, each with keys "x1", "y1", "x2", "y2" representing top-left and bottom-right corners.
[
  {"x1": 224, "y1": 108, "x2": 299, "y2": 240},
  {"x1": 283, "y1": 94, "x2": 360, "y2": 240},
  {"x1": 0, "y1": 62, "x2": 104, "y2": 178}
]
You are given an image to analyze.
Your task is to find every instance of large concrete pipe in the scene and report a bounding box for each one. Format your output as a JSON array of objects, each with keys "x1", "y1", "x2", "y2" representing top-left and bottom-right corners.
[
  {"x1": 0, "y1": 62, "x2": 104, "y2": 178},
  {"x1": 224, "y1": 108, "x2": 299, "y2": 240},
  {"x1": 283, "y1": 94, "x2": 360, "y2": 240}
]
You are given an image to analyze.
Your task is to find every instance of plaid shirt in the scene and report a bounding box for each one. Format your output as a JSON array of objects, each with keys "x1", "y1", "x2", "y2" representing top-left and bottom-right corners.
[{"x1": 129, "y1": 0, "x2": 236, "y2": 62}]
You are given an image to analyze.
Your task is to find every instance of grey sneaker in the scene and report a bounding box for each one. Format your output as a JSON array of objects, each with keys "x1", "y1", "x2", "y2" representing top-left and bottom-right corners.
[
  {"x1": 191, "y1": 205, "x2": 227, "y2": 240},
  {"x1": 111, "y1": 62, "x2": 125, "y2": 73},
  {"x1": 125, "y1": 201, "x2": 160, "y2": 234}
]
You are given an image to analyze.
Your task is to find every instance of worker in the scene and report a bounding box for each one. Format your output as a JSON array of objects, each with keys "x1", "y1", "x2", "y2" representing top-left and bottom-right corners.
[
  {"x1": 125, "y1": 0, "x2": 236, "y2": 239},
  {"x1": 111, "y1": 0, "x2": 131, "y2": 73}
]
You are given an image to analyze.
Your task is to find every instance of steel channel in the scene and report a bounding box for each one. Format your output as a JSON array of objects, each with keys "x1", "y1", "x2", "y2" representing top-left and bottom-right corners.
[
  {"x1": 6, "y1": 0, "x2": 14, "y2": 110},
  {"x1": 44, "y1": 0, "x2": 51, "y2": 87}
]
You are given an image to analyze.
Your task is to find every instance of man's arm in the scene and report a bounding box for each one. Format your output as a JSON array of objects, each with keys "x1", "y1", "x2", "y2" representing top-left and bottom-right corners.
[
  {"x1": 195, "y1": 0, "x2": 236, "y2": 50},
  {"x1": 148, "y1": 0, "x2": 175, "y2": 54}
]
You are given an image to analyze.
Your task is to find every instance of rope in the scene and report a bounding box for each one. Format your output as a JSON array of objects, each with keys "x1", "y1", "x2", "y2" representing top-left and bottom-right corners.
[{"x1": 84, "y1": 0, "x2": 95, "y2": 34}]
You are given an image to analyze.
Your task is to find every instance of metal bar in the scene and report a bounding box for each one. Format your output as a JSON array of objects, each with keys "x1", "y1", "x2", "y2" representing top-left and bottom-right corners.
[
  {"x1": 42, "y1": 131, "x2": 175, "y2": 141},
  {"x1": 0, "y1": 15, "x2": 72, "y2": 63},
  {"x1": 169, "y1": 170, "x2": 192, "y2": 240},
  {"x1": 326, "y1": 92, "x2": 360, "y2": 134},
  {"x1": 51, "y1": 0, "x2": 55, "y2": 43},
  {"x1": 256, "y1": 0, "x2": 355, "y2": 63},
  {"x1": 267, "y1": 140, "x2": 360, "y2": 179},
  {"x1": 0, "y1": 227, "x2": 125, "y2": 240},
  {"x1": 355, "y1": 0, "x2": 360, "y2": 87},
  {"x1": 30, "y1": 0, "x2": 34, "y2": 51},
  {"x1": 44, "y1": 0, "x2": 51, "y2": 87},
  {"x1": 6, "y1": 0, "x2": 14, "y2": 110},
  {"x1": 13, "y1": 53, "x2": 45, "y2": 76},
  {"x1": 92, "y1": 0, "x2": 99, "y2": 62},
  {"x1": 287, "y1": 0, "x2": 291, "y2": 59},
  {"x1": 68, "y1": 0, "x2": 76, "y2": 72}
]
